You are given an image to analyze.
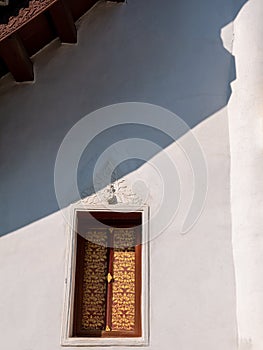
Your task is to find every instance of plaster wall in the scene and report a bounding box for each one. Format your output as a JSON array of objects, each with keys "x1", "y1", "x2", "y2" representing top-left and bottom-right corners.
[
  {"x1": 229, "y1": 1, "x2": 263, "y2": 349},
  {"x1": 0, "y1": 0, "x2": 251, "y2": 349}
]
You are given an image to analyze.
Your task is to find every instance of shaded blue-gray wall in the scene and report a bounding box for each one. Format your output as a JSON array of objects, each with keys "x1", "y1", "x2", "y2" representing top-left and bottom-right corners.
[{"x1": 0, "y1": 0, "x2": 246, "y2": 235}]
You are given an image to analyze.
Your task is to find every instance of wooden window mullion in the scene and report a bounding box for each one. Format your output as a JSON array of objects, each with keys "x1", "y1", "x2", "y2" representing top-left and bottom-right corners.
[{"x1": 105, "y1": 228, "x2": 114, "y2": 332}]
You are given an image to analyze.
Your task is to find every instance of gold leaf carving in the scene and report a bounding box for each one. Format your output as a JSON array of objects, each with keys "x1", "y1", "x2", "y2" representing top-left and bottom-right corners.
[
  {"x1": 81, "y1": 230, "x2": 108, "y2": 331},
  {"x1": 111, "y1": 229, "x2": 136, "y2": 331}
]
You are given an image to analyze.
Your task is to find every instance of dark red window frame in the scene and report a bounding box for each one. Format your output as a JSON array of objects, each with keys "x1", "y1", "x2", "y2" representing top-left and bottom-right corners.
[{"x1": 73, "y1": 211, "x2": 142, "y2": 338}]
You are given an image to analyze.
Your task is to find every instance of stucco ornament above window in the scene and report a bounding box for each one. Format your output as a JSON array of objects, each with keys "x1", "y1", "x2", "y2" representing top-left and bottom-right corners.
[{"x1": 81, "y1": 178, "x2": 144, "y2": 207}]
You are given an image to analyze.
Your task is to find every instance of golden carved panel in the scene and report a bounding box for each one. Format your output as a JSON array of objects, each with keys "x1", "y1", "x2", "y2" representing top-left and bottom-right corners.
[
  {"x1": 81, "y1": 230, "x2": 108, "y2": 331},
  {"x1": 111, "y1": 229, "x2": 136, "y2": 331},
  {"x1": 114, "y1": 229, "x2": 136, "y2": 250}
]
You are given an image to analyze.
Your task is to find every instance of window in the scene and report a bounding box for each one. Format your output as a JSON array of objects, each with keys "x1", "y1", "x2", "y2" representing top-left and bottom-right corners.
[
  {"x1": 73, "y1": 211, "x2": 142, "y2": 337},
  {"x1": 62, "y1": 206, "x2": 149, "y2": 347}
]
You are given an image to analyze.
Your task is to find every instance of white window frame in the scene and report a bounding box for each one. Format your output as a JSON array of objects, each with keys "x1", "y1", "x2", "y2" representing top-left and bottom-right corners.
[{"x1": 61, "y1": 203, "x2": 149, "y2": 347}]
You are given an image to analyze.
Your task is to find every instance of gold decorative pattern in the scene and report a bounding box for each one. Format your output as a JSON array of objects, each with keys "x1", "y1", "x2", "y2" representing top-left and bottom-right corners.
[
  {"x1": 107, "y1": 273, "x2": 113, "y2": 283},
  {"x1": 81, "y1": 230, "x2": 108, "y2": 331},
  {"x1": 0, "y1": 0, "x2": 59, "y2": 42},
  {"x1": 114, "y1": 228, "x2": 136, "y2": 250},
  {"x1": 111, "y1": 229, "x2": 136, "y2": 331}
]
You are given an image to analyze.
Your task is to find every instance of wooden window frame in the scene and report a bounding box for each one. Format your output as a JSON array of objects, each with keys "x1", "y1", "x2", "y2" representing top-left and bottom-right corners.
[{"x1": 61, "y1": 204, "x2": 149, "y2": 347}]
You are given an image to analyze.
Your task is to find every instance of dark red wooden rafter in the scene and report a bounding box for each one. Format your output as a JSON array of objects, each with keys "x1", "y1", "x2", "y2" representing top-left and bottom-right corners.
[
  {"x1": 0, "y1": 33, "x2": 34, "y2": 82},
  {"x1": 49, "y1": 0, "x2": 77, "y2": 44}
]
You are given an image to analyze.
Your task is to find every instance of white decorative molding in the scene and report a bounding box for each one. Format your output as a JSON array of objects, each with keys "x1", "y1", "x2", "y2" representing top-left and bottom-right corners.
[
  {"x1": 81, "y1": 178, "x2": 144, "y2": 206},
  {"x1": 61, "y1": 204, "x2": 150, "y2": 347}
]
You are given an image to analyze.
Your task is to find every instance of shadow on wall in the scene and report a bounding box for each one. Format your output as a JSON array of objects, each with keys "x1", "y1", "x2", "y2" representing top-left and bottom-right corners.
[{"x1": 0, "y1": 0, "x2": 247, "y2": 236}]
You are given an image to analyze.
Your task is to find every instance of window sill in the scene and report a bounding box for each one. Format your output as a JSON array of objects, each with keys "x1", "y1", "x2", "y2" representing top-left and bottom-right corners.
[{"x1": 61, "y1": 336, "x2": 148, "y2": 347}]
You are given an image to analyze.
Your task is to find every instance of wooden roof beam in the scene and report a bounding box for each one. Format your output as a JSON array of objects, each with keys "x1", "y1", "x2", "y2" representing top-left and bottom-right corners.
[
  {"x1": 49, "y1": 0, "x2": 77, "y2": 44},
  {"x1": 0, "y1": 34, "x2": 34, "y2": 82}
]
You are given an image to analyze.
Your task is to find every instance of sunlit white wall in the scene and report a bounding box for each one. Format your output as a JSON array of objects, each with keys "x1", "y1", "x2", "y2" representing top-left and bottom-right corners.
[{"x1": 229, "y1": 1, "x2": 263, "y2": 349}]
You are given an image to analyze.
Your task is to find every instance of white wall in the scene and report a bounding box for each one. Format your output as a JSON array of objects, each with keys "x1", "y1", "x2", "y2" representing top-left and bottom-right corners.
[
  {"x1": 0, "y1": 0, "x2": 253, "y2": 349},
  {"x1": 229, "y1": 1, "x2": 263, "y2": 349}
]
